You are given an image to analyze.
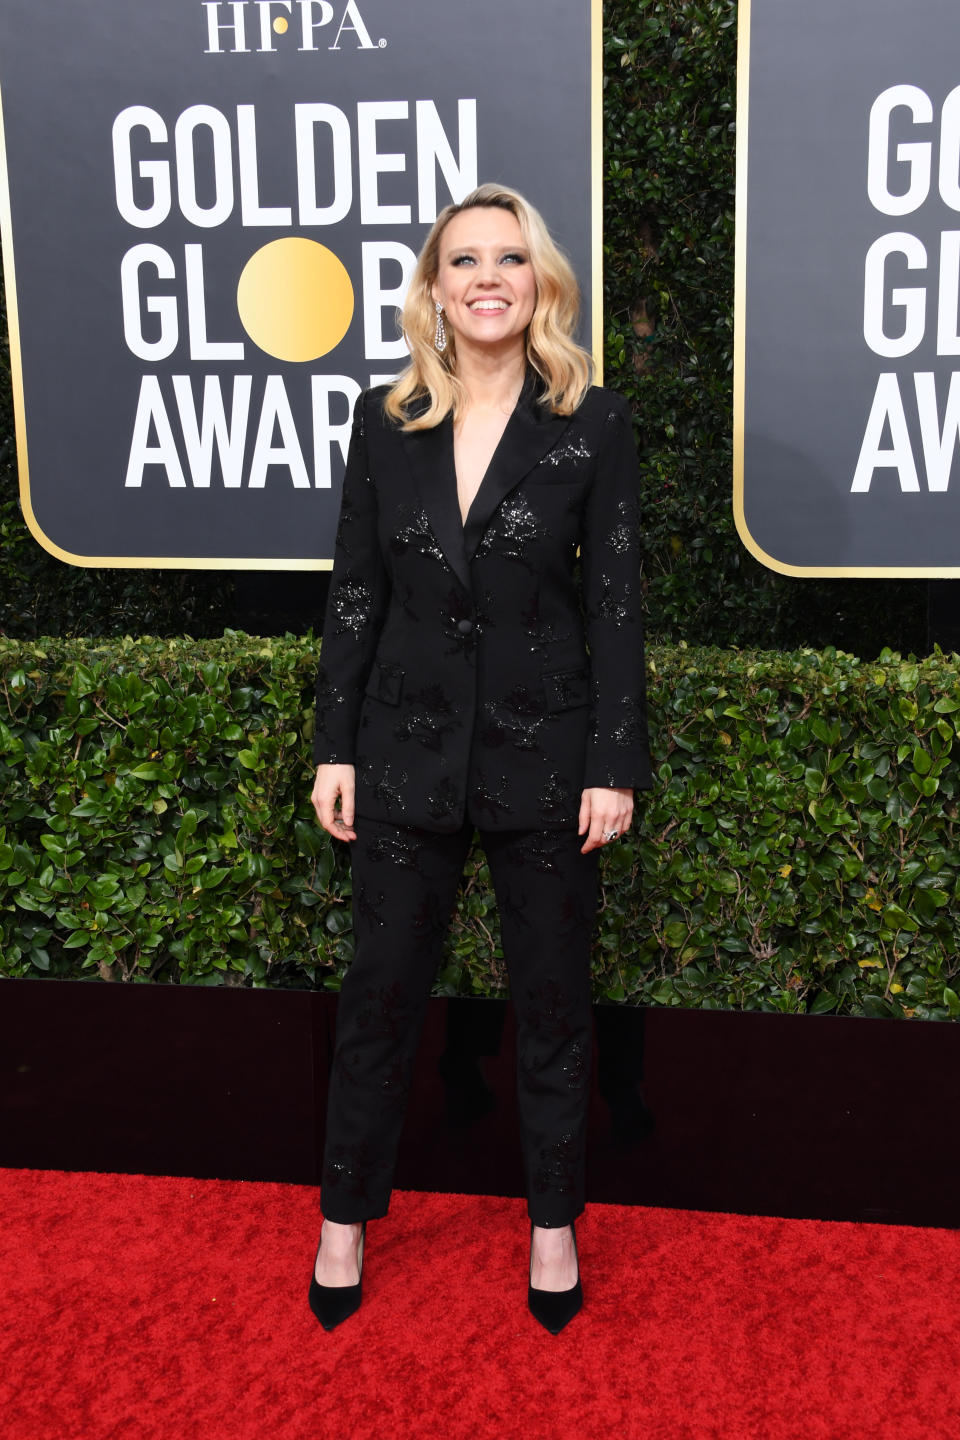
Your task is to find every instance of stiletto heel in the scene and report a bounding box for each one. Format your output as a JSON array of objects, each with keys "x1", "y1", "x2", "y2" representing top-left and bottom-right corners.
[
  {"x1": 528, "y1": 1220, "x2": 583, "y2": 1334},
  {"x1": 309, "y1": 1220, "x2": 366, "y2": 1331}
]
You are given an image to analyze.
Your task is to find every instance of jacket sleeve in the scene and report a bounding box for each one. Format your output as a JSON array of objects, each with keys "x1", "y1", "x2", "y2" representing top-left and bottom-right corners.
[
  {"x1": 312, "y1": 389, "x2": 389, "y2": 766},
  {"x1": 579, "y1": 392, "x2": 653, "y2": 791}
]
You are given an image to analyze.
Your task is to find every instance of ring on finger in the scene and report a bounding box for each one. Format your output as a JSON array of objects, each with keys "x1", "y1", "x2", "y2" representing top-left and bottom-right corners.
[{"x1": 603, "y1": 829, "x2": 620, "y2": 842}]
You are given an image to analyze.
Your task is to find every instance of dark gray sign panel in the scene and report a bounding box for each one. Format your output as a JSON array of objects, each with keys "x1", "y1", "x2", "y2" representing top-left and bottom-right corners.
[
  {"x1": 736, "y1": 0, "x2": 960, "y2": 575},
  {"x1": 0, "y1": 0, "x2": 599, "y2": 568}
]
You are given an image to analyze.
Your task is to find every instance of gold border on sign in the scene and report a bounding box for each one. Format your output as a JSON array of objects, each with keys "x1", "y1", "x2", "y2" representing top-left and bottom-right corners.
[
  {"x1": 0, "y1": 11, "x2": 604, "y2": 571},
  {"x1": 732, "y1": 0, "x2": 960, "y2": 577}
]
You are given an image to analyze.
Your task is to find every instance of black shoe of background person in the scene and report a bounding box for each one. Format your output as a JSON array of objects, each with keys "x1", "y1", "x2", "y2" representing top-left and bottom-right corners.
[{"x1": 609, "y1": 1085, "x2": 656, "y2": 1144}]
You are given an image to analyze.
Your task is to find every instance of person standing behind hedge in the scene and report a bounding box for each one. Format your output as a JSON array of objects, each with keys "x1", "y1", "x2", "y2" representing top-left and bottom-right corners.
[{"x1": 308, "y1": 183, "x2": 651, "y2": 1334}]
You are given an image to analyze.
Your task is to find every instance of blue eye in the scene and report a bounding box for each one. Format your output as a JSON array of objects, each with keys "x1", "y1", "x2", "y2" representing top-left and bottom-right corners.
[
  {"x1": 501, "y1": 252, "x2": 527, "y2": 265},
  {"x1": 451, "y1": 254, "x2": 476, "y2": 266}
]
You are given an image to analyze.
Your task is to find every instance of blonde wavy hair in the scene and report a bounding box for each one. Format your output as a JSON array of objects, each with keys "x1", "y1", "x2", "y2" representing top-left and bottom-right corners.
[{"x1": 384, "y1": 183, "x2": 593, "y2": 431}]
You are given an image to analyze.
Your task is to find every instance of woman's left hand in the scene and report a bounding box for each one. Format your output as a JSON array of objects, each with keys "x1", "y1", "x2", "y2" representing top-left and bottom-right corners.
[{"x1": 578, "y1": 787, "x2": 634, "y2": 854}]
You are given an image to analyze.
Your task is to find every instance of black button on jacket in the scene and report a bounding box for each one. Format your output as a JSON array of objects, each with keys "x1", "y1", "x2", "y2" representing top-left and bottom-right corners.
[{"x1": 313, "y1": 373, "x2": 652, "y2": 832}]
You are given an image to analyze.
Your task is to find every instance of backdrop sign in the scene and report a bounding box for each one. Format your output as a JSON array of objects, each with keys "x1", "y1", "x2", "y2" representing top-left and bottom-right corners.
[
  {"x1": 735, "y1": 0, "x2": 960, "y2": 575},
  {"x1": 0, "y1": 0, "x2": 599, "y2": 568}
]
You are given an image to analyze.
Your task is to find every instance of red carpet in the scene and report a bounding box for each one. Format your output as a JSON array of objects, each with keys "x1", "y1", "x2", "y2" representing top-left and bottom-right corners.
[{"x1": 2, "y1": 1168, "x2": 959, "y2": 1440}]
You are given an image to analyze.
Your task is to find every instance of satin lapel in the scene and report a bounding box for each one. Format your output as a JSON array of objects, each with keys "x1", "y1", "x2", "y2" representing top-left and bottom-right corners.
[
  {"x1": 400, "y1": 415, "x2": 472, "y2": 592},
  {"x1": 462, "y1": 378, "x2": 574, "y2": 562}
]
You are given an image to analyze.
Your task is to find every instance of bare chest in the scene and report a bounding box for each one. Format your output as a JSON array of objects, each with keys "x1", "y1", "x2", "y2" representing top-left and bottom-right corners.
[{"x1": 453, "y1": 409, "x2": 513, "y2": 525}]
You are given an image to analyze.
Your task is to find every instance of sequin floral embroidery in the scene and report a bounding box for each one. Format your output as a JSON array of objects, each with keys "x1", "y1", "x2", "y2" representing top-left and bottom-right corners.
[
  {"x1": 539, "y1": 436, "x2": 593, "y2": 467},
  {"x1": 331, "y1": 574, "x2": 374, "y2": 637}
]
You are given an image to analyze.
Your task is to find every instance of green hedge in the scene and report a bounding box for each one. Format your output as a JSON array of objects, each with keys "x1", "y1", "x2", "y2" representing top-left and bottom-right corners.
[{"x1": 3, "y1": 636, "x2": 959, "y2": 1019}]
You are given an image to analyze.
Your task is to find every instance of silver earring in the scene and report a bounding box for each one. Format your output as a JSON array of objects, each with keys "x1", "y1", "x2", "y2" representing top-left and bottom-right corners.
[{"x1": 434, "y1": 301, "x2": 447, "y2": 353}]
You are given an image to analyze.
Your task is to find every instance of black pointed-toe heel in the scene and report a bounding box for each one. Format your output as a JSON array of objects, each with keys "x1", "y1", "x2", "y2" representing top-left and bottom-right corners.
[
  {"x1": 308, "y1": 1220, "x2": 366, "y2": 1331},
  {"x1": 528, "y1": 1221, "x2": 583, "y2": 1334}
]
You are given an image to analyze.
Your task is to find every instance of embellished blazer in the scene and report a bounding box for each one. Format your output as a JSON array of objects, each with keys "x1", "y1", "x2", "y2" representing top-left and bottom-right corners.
[{"x1": 313, "y1": 371, "x2": 652, "y2": 833}]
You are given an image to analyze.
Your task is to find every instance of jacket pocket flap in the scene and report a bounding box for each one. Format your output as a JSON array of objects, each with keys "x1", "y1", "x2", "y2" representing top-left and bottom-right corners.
[
  {"x1": 365, "y1": 661, "x2": 405, "y2": 706},
  {"x1": 543, "y1": 667, "x2": 590, "y2": 712}
]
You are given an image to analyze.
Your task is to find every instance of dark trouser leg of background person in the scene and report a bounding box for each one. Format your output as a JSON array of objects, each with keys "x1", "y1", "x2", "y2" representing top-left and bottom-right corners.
[
  {"x1": 595, "y1": 1000, "x2": 654, "y2": 1142},
  {"x1": 483, "y1": 829, "x2": 599, "y2": 1229},
  {"x1": 437, "y1": 995, "x2": 505, "y2": 1127},
  {"x1": 320, "y1": 818, "x2": 473, "y2": 1222}
]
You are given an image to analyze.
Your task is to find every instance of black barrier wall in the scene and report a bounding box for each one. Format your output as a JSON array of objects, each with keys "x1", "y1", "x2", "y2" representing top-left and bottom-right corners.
[{"x1": 3, "y1": 983, "x2": 958, "y2": 1227}]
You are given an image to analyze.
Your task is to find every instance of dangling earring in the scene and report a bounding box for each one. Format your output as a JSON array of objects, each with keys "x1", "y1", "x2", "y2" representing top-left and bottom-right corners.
[{"x1": 434, "y1": 301, "x2": 447, "y2": 353}]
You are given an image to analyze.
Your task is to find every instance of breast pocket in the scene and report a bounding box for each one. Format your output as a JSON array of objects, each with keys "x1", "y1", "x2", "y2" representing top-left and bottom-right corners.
[
  {"x1": 524, "y1": 474, "x2": 586, "y2": 489},
  {"x1": 365, "y1": 660, "x2": 405, "y2": 706},
  {"x1": 543, "y1": 667, "x2": 591, "y2": 712}
]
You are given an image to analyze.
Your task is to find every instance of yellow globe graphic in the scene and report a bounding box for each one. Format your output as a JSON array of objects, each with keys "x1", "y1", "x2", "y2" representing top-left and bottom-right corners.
[{"x1": 237, "y1": 238, "x2": 354, "y2": 362}]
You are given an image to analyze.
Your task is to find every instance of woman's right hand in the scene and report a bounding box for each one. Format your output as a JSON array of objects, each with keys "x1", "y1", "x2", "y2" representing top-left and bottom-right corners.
[{"x1": 311, "y1": 763, "x2": 357, "y2": 842}]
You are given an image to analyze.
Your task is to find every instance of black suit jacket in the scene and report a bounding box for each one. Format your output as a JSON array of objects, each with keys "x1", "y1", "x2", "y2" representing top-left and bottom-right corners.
[{"x1": 313, "y1": 372, "x2": 652, "y2": 832}]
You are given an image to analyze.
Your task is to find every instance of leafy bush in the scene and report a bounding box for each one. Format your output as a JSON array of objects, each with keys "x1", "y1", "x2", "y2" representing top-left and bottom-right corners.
[{"x1": 3, "y1": 635, "x2": 959, "y2": 1018}]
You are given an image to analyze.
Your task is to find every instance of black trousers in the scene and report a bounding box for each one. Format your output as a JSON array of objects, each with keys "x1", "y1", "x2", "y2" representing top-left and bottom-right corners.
[{"x1": 320, "y1": 818, "x2": 600, "y2": 1228}]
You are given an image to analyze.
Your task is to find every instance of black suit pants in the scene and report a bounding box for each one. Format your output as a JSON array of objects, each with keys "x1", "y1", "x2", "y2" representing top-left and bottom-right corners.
[{"x1": 320, "y1": 818, "x2": 599, "y2": 1228}]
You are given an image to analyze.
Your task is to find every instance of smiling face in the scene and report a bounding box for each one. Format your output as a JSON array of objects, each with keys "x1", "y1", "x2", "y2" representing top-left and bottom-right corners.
[{"x1": 430, "y1": 205, "x2": 538, "y2": 355}]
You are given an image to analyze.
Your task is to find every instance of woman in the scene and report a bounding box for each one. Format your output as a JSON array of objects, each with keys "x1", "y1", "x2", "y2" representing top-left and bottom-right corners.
[{"x1": 309, "y1": 183, "x2": 651, "y2": 1334}]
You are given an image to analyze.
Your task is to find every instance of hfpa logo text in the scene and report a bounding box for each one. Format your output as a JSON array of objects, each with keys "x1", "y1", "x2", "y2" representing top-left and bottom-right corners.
[{"x1": 202, "y1": 1, "x2": 385, "y2": 54}]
